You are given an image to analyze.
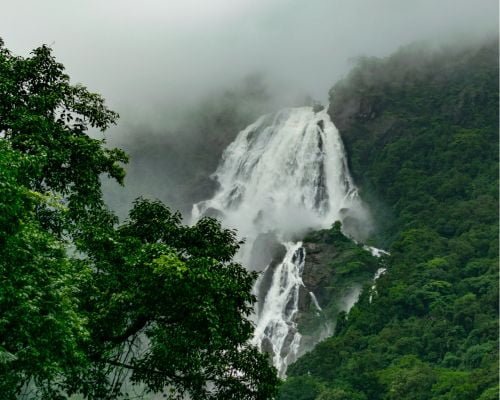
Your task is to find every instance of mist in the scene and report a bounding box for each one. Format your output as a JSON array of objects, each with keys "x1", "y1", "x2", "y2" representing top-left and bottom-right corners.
[{"x1": 1, "y1": 0, "x2": 498, "y2": 216}]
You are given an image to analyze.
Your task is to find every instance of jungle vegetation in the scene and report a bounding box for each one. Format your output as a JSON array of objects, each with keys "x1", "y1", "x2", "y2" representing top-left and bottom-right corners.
[{"x1": 279, "y1": 39, "x2": 499, "y2": 400}]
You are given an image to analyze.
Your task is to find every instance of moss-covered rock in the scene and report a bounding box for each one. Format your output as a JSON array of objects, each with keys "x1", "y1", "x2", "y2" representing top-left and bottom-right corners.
[{"x1": 297, "y1": 222, "x2": 382, "y2": 350}]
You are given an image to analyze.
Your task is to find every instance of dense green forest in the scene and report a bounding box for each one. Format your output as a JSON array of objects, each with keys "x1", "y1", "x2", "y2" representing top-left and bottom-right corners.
[
  {"x1": 0, "y1": 40, "x2": 279, "y2": 399},
  {"x1": 279, "y1": 39, "x2": 499, "y2": 399}
]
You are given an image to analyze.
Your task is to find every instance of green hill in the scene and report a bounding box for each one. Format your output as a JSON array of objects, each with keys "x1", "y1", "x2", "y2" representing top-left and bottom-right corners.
[{"x1": 279, "y1": 38, "x2": 499, "y2": 400}]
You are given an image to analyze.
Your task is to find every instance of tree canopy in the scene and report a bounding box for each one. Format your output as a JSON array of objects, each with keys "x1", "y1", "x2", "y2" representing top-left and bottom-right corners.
[{"x1": 0, "y1": 39, "x2": 278, "y2": 399}]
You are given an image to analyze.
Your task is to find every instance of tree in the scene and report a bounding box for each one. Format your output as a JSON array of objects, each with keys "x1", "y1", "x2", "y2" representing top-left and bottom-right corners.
[
  {"x1": 316, "y1": 387, "x2": 367, "y2": 400},
  {"x1": 0, "y1": 40, "x2": 279, "y2": 399},
  {"x1": 377, "y1": 356, "x2": 436, "y2": 400},
  {"x1": 277, "y1": 376, "x2": 322, "y2": 400},
  {"x1": 0, "y1": 37, "x2": 127, "y2": 235},
  {"x1": 74, "y1": 199, "x2": 279, "y2": 399}
]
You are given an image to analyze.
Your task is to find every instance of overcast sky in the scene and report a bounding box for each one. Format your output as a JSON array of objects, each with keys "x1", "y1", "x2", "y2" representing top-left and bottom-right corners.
[{"x1": 1, "y1": 0, "x2": 498, "y2": 124}]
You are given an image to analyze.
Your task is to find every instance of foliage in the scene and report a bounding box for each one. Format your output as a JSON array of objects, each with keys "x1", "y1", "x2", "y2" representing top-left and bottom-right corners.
[
  {"x1": 280, "y1": 39, "x2": 498, "y2": 399},
  {"x1": 0, "y1": 37, "x2": 127, "y2": 233},
  {"x1": 0, "y1": 40, "x2": 278, "y2": 399},
  {"x1": 73, "y1": 199, "x2": 279, "y2": 399},
  {"x1": 0, "y1": 142, "x2": 89, "y2": 398},
  {"x1": 278, "y1": 376, "x2": 322, "y2": 400}
]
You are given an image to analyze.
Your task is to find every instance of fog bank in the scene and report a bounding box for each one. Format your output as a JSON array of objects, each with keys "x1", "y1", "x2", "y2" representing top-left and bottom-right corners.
[{"x1": 1, "y1": 0, "x2": 497, "y2": 216}]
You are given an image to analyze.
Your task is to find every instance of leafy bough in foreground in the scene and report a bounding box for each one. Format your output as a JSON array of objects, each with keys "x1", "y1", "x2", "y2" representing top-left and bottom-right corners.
[
  {"x1": 0, "y1": 39, "x2": 279, "y2": 399},
  {"x1": 74, "y1": 199, "x2": 279, "y2": 399}
]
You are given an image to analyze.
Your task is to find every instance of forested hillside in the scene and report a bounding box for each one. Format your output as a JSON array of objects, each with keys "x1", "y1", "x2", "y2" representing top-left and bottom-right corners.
[{"x1": 279, "y1": 39, "x2": 499, "y2": 400}]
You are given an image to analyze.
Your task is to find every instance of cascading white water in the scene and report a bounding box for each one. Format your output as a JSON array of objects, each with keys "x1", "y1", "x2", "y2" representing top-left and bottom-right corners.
[
  {"x1": 252, "y1": 242, "x2": 305, "y2": 375},
  {"x1": 192, "y1": 106, "x2": 366, "y2": 375}
]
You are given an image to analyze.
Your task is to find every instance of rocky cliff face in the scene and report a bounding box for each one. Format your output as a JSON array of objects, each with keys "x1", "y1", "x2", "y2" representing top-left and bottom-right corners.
[{"x1": 295, "y1": 223, "x2": 382, "y2": 352}]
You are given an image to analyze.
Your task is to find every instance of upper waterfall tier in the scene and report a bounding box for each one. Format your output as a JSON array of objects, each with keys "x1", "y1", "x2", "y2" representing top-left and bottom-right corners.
[{"x1": 192, "y1": 106, "x2": 366, "y2": 252}]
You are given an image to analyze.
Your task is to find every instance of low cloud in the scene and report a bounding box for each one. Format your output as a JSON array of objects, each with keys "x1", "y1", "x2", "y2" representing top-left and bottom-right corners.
[{"x1": 1, "y1": 0, "x2": 497, "y2": 215}]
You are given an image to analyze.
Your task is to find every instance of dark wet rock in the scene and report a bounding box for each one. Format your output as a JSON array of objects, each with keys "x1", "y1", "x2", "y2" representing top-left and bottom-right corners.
[
  {"x1": 261, "y1": 337, "x2": 275, "y2": 365},
  {"x1": 298, "y1": 285, "x2": 311, "y2": 313},
  {"x1": 295, "y1": 225, "x2": 381, "y2": 352},
  {"x1": 184, "y1": 177, "x2": 221, "y2": 213},
  {"x1": 284, "y1": 291, "x2": 298, "y2": 320},
  {"x1": 201, "y1": 207, "x2": 225, "y2": 219},
  {"x1": 314, "y1": 159, "x2": 328, "y2": 211},
  {"x1": 300, "y1": 241, "x2": 339, "y2": 309},
  {"x1": 312, "y1": 103, "x2": 325, "y2": 113},
  {"x1": 255, "y1": 264, "x2": 277, "y2": 317},
  {"x1": 252, "y1": 233, "x2": 287, "y2": 316},
  {"x1": 226, "y1": 185, "x2": 243, "y2": 209},
  {"x1": 249, "y1": 232, "x2": 287, "y2": 271},
  {"x1": 280, "y1": 326, "x2": 298, "y2": 358},
  {"x1": 291, "y1": 246, "x2": 305, "y2": 265}
]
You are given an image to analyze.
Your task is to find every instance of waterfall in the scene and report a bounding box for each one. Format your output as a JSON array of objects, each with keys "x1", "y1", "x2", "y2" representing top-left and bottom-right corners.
[
  {"x1": 192, "y1": 106, "x2": 367, "y2": 375},
  {"x1": 252, "y1": 242, "x2": 305, "y2": 375}
]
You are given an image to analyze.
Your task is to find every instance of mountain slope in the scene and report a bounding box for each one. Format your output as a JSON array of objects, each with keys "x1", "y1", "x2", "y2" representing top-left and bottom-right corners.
[{"x1": 279, "y1": 38, "x2": 499, "y2": 400}]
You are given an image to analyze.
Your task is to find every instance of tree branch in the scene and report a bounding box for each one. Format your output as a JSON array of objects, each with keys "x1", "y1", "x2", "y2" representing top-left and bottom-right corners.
[{"x1": 102, "y1": 315, "x2": 149, "y2": 344}]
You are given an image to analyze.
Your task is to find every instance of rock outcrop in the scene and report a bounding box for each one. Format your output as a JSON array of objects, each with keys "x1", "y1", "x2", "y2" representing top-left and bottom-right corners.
[{"x1": 295, "y1": 223, "x2": 382, "y2": 353}]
